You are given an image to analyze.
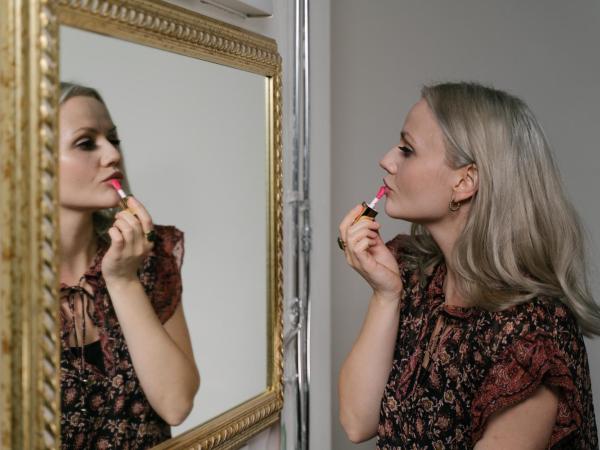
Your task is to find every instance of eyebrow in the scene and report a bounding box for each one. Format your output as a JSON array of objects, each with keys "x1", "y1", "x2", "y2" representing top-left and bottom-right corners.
[
  {"x1": 400, "y1": 130, "x2": 417, "y2": 147},
  {"x1": 73, "y1": 126, "x2": 118, "y2": 134}
]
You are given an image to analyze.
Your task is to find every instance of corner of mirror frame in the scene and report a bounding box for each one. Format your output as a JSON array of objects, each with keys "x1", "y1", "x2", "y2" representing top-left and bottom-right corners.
[{"x1": 0, "y1": 1, "x2": 283, "y2": 449}]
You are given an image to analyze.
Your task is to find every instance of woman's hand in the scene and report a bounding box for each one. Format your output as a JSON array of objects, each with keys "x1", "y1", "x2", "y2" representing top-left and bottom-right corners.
[
  {"x1": 102, "y1": 197, "x2": 154, "y2": 284},
  {"x1": 339, "y1": 204, "x2": 403, "y2": 300}
]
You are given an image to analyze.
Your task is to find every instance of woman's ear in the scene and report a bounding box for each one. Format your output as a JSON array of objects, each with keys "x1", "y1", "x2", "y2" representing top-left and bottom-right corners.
[{"x1": 453, "y1": 164, "x2": 479, "y2": 202}]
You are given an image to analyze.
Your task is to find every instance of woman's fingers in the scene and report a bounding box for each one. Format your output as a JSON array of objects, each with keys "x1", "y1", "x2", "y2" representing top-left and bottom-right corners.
[
  {"x1": 345, "y1": 223, "x2": 379, "y2": 267},
  {"x1": 111, "y1": 217, "x2": 136, "y2": 252},
  {"x1": 341, "y1": 214, "x2": 379, "y2": 259},
  {"x1": 126, "y1": 197, "x2": 154, "y2": 235},
  {"x1": 347, "y1": 220, "x2": 379, "y2": 242},
  {"x1": 115, "y1": 199, "x2": 155, "y2": 249},
  {"x1": 115, "y1": 211, "x2": 142, "y2": 234},
  {"x1": 339, "y1": 204, "x2": 365, "y2": 242},
  {"x1": 107, "y1": 226, "x2": 125, "y2": 249}
]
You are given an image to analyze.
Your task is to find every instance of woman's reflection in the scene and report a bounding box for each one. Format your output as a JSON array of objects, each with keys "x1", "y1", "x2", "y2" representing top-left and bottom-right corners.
[{"x1": 58, "y1": 82, "x2": 200, "y2": 449}]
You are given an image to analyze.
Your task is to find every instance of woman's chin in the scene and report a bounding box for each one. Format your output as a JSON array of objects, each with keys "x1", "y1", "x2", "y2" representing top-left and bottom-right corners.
[
  {"x1": 91, "y1": 201, "x2": 119, "y2": 211},
  {"x1": 384, "y1": 203, "x2": 405, "y2": 220}
]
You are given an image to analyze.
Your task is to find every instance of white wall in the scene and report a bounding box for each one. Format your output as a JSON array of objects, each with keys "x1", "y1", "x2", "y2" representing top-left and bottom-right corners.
[{"x1": 331, "y1": 1, "x2": 600, "y2": 449}]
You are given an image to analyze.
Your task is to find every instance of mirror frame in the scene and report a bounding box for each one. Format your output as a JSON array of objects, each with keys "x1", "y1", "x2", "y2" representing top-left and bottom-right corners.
[{"x1": 0, "y1": 0, "x2": 283, "y2": 449}]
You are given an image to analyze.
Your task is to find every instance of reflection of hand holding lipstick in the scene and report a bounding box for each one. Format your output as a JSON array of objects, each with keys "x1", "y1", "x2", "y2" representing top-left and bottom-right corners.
[
  {"x1": 108, "y1": 179, "x2": 157, "y2": 243},
  {"x1": 352, "y1": 185, "x2": 389, "y2": 224}
]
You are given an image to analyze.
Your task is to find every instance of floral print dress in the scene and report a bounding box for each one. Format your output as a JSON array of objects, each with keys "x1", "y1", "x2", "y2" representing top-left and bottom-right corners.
[
  {"x1": 60, "y1": 225, "x2": 184, "y2": 449},
  {"x1": 376, "y1": 234, "x2": 599, "y2": 450}
]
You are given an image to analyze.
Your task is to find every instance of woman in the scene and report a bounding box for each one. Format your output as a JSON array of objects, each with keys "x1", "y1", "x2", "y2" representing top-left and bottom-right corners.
[
  {"x1": 338, "y1": 82, "x2": 599, "y2": 449},
  {"x1": 59, "y1": 82, "x2": 200, "y2": 449}
]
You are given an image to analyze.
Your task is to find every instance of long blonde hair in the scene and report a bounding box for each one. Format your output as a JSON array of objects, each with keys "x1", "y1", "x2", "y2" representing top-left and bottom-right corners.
[
  {"x1": 407, "y1": 82, "x2": 600, "y2": 336},
  {"x1": 60, "y1": 82, "x2": 131, "y2": 242}
]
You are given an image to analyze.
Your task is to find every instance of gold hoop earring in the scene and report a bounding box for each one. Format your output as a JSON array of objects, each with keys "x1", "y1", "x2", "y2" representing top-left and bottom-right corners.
[{"x1": 449, "y1": 197, "x2": 461, "y2": 212}]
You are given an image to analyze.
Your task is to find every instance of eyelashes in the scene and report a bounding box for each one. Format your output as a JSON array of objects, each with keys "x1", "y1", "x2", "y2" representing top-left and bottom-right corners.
[
  {"x1": 75, "y1": 138, "x2": 96, "y2": 151},
  {"x1": 398, "y1": 145, "x2": 414, "y2": 156},
  {"x1": 75, "y1": 137, "x2": 121, "y2": 151}
]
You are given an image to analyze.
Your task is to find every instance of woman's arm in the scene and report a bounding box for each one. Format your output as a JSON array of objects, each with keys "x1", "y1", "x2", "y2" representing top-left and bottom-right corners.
[
  {"x1": 338, "y1": 291, "x2": 401, "y2": 442},
  {"x1": 337, "y1": 204, "x2": 404, "y2": 442},
  {"x1": 103, "y1": 197, "x2": 199, "y2": 425},
  {"x1": 108, "y1": 279, "x2": 200, "y2": 426},
  {"x1": 474, "y1": 385, "x2": 558, "y2": 450}
]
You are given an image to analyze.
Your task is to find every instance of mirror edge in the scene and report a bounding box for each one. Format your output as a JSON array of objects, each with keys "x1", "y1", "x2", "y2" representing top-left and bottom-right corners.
[
  {"x1": 1, "y1": 0, "x2": 62, "y2": 449},
  {"x1": 0, "y1": 0, "x2": 284, "y2": 448}
]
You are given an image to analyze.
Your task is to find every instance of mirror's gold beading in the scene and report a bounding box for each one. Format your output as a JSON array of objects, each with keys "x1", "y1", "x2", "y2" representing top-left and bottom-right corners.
[
  {"x1": 57, "y1": 0, "x2": 280, "y2": 75},
  {"x1": 1, "y1": 0, "x2": 62, "y2": 448},
  {"x1": 0, "y1": 1, "x2": 283, "y2": 449}
]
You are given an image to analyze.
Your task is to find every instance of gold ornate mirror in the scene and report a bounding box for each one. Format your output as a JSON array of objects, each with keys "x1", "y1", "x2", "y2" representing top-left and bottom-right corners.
[{"x1": 0, "y1": 0, "x2": 283, "y2": 448}]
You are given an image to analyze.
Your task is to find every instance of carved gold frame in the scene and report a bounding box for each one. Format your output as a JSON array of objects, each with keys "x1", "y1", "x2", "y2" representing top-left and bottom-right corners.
[{"x1": 0, "y1": 0, "x2": 283, "y2": 449}]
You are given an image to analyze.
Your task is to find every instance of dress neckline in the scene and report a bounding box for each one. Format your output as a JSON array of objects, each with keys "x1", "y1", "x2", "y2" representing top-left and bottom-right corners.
[
  {"x1": 60, "y1": 236, "x2": 109, "y2": 290},
  {"x1": 429, "y1": 262, "x2": 480, "y2": 319}
]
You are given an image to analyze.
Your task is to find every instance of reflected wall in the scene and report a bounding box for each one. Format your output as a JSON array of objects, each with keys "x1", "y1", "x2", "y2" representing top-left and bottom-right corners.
[{"x1": 61, "y1": 25, "x2": 268, "y2": 434}]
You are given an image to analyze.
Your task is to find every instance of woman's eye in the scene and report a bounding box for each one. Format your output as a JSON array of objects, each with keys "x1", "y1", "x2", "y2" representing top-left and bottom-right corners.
[
  {"x1": 75, "y1": 139, "x2": 97, "y2": 151},
  {"x1": 398, "y1": 145, "x2": 414, "y2": 156},
  {"x1": 109, "y1": 139, "x2": 121, "y2": 148}
]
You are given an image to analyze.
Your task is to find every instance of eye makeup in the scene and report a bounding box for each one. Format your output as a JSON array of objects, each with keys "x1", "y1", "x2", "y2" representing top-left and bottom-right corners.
[
  {"x1": 72, "y1": 126, "x2": 120, "y2": 151},
  {"x1": 398, "y1": 145, "x2": 414, "y2": 155}
]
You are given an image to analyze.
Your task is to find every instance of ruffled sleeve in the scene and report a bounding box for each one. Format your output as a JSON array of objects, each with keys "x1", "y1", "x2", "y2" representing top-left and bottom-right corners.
[
  {"x1": 471, "y1": 301, "x2": 597, "y2": 448},
  {"x1": 139, "y1": 224, "x2": 184, "y2": 324}
]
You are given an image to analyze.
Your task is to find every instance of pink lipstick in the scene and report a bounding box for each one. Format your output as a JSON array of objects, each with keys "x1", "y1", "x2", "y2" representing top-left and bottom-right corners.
[
  {"x1": 108, "y1": 179, "x2": 130, "y2": 210},
  {"x1": 352, "y1": 185, "x2": 388, "y2": 224}
]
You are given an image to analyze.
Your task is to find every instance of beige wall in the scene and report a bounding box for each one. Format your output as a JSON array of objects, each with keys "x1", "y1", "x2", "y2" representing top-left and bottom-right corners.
[{"x1": 331, "y1": 1, "x2": 600, "y2": 449}]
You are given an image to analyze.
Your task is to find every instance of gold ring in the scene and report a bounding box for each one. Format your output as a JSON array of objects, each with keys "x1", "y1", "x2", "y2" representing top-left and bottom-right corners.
[
  {"x1": 146, "y1": 229, "x2": 157, "y2": 243},
  {"x1": 337, "y1": 236, "x2": 346, "y2": 251}
]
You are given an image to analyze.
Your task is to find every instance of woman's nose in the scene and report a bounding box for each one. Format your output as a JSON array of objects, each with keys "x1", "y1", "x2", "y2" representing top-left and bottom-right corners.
[
  {"x1": 379, "y1": 148, "x2": 396, "y2": 173},
  {"x1": 100, "y1": 138, "x2": 121, "y2": 166}
]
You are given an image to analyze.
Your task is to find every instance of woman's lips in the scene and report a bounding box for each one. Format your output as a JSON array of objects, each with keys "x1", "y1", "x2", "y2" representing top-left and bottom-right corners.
[{"x1": 103, "y1": 172, "x2": 123, "y2": 182}]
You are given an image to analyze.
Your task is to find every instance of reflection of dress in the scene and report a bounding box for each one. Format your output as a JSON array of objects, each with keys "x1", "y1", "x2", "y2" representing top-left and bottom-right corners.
[
  {"x1": 376, "y1": 234, "x2": 599, "y2": 450},
  {"x1": 60, "y1": 225, "x2": 184, "y2": 450}
]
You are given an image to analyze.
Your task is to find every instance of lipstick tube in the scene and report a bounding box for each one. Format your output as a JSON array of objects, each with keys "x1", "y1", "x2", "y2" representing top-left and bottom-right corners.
[
  {"x1": 351, "y1": 185, "x2": 387, "y2": 224},
  {"x1": 109, "y1": 179, "x2": 132, "y2": 212},
  {"x1": 352, "y1": 202, "x2": 378, "y2": 225}
]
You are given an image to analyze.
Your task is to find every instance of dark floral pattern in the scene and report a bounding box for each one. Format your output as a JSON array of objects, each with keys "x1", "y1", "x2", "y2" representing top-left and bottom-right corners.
[
  {"x1": 60, "y1": 225, "x2": 184, "y2": 450},
  {"x1": 376, "y1": 234, "x2": 598, "y2": 450}
]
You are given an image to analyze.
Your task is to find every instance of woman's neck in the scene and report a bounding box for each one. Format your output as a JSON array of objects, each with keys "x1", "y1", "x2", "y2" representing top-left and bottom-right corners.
[
  {"x1": 424, "y1": 207, "x2": 470, "y2": 307},
  {"x1": 60, "y1": 208, "x2": 97, "y2": 284}
]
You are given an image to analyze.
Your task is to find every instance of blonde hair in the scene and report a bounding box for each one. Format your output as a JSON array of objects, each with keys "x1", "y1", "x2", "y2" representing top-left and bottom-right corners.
[
  {"x1": 60, "y1": 82, "x2": 131, "y2": 242},
  {"x1": 406, "y1": 81, "x2": 600, "y2": 336}
]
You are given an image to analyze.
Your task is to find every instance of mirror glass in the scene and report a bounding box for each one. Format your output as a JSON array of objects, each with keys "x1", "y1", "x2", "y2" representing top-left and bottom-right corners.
[{"x1": 60, "y1": 25, "x2": 268, "y2": 435}]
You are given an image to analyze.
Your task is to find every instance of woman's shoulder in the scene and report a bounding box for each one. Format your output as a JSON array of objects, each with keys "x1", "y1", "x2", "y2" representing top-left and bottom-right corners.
[
  {"x1": 153, "y1": 224, "x2": 183, "y2": 243},
  {"x1": 385, "y1": 233, "x2": 412, "y2": 254},
  {"x1": 492, "y1": 297, "x2": 580, "y2": 337},
  {"x1": 385, "y1": 233, "x2": 423, "y2": 267},
  {"x1": 471, "y1": 297, "x2": 597, "y2": 448},
  {"x1": 152, "y1": 224, "x2": 184, "y2": 258},
  {"x1": 141, "y1": 225, "x2": 184, "y2": 322},
  {"x1": 476, "y1": 296, "x2": 586, "y2": 369}
]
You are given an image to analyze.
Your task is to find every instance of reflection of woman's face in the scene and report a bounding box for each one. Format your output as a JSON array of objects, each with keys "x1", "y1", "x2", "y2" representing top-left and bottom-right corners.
[
  {"x1": 379, "y1": 98, "x2": 457, "y2": 224},
  {"x1": 59, "y1": 96, "x2": 123, "y2": 211}
]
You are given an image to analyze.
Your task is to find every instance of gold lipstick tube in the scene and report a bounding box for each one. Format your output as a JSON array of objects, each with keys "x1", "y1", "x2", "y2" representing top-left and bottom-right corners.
[{"x1": 351, "y1": 201, "x2": 378, "y2": 225}]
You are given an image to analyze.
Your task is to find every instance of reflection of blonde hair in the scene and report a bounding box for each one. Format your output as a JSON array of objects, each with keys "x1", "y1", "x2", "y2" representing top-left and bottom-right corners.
[
  {"x1": 60, "y1": 82, "x2": 131, "y2": 242},
  {"x1": 407, "y1": 82, "x2": 600, "y2": 336}
]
